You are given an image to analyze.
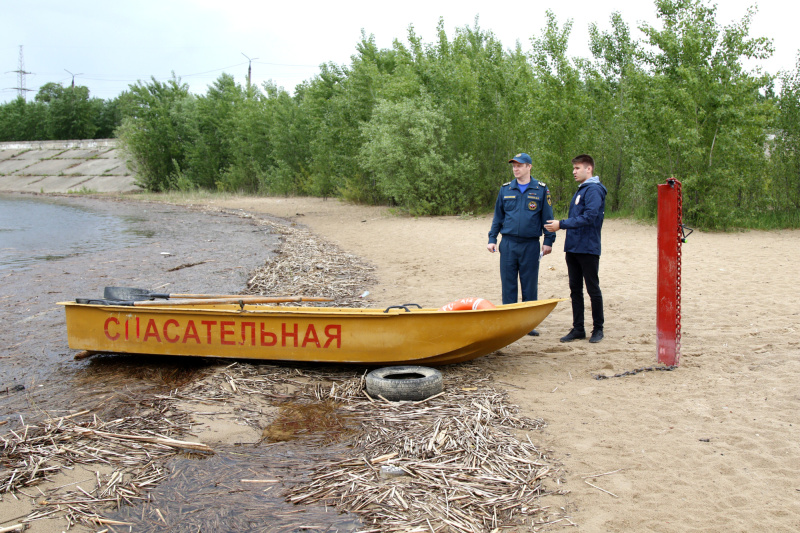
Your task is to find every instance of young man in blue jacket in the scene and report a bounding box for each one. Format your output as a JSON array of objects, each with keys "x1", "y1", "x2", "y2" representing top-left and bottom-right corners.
[
  {"x1": 544, "y1": 154, "x2": 607, "y2": 343},
  {"x1": 488, "y1": 153, "x2": 556, "y2": 336}
]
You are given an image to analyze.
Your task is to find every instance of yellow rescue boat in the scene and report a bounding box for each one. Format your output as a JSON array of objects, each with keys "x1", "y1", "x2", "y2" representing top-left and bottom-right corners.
[{"x1": 60, "y1": 299, "x2": 562, "y2": 366}]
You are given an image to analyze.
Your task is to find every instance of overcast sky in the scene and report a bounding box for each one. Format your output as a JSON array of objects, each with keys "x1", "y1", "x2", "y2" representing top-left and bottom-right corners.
[{"x1": 2, "y1": 0, "x2": 797, "y2": 103}]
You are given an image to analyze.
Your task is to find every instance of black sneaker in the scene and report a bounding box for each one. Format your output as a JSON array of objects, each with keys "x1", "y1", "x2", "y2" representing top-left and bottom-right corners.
[
  {"x1": 560, "y1": 329, "x2": 586, "y2": 342},
  {"x1": 589, "y1": 330, "x2": 604, "y2": 343},
  {"x1": 527, "y1": 329, "x2": 540, "y2": 336}
]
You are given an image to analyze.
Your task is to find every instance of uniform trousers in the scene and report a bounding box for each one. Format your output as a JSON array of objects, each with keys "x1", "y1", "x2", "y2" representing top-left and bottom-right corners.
[
  {"x1": 565, "y1": 252, "x2": 604, "y2": 332},
  {"x1": 499, "y1": 235, "x2": 541, "y2": 304}
]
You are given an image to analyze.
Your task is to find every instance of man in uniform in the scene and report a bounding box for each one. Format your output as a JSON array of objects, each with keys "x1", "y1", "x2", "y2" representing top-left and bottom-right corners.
[
  {"x1": 544, "y1": 154, "x2": 607, "y2": 343},
  {"x1": 487, "y1": 153, "x2": 555, "y2": 336}
]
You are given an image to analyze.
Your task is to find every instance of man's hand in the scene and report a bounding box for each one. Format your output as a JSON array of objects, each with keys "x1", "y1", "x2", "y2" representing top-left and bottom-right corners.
[
  {"x1": 487, "y1": 243, "x2": 497, "y2": 253},
  {"x1": 541, "y1": 245, "x2": 552, "y2": 256},
  {"x1": 544, "y1": 220, "x2": 560, "y2": 232}
]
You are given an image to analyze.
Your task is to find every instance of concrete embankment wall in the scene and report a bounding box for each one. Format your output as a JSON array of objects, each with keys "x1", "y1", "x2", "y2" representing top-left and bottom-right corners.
[{"x1": 0, "y1": 139, "x2": 140, "y2": 193}]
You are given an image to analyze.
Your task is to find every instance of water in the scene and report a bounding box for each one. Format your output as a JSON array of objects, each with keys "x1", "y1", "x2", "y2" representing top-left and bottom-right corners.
[{"x1": 0, "y1": 193, "x2": 150, "y2": 270}]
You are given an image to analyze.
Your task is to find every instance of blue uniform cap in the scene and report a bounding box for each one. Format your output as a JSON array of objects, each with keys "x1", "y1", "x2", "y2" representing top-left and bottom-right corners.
[{"x1": 508, "y1": 153, "x2": 532, "y2": 165}]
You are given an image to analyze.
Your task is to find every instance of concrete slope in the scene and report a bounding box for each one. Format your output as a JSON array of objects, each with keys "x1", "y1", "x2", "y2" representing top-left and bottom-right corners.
[{"x1": 0, "y1": 139, "x2": 140, "y2": 193}]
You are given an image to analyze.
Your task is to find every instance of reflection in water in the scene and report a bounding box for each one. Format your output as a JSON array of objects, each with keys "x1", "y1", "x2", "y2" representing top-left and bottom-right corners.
[
  {"x1": 120, "y1": 214, "x2": 156, "y2": 237},
  {"x1": 0, "y1": 194, "x2": 151, "y2": 270},
  {"x1": 0, "y1": 354, "x2": 214, "y2": 422},
  {"x1": 68, "y1": 354, "x2": 214, "y2": 417},
  {"x1": 262, "y1": 400, "x2": 351, "y2": 443},
  {"x1": 104, "y1": 435, "x2": 363, "y2": 532}
]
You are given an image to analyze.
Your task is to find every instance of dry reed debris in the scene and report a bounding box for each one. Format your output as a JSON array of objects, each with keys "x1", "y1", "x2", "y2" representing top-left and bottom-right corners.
[{"x1": 235, "y1": 210, "x2": 375, "y2": 307}]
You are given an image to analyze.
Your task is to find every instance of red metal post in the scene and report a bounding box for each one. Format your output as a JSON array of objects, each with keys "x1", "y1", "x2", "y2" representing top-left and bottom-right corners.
[{"x1": 656, "y1": 179, "x2": 682, "y2": 366}]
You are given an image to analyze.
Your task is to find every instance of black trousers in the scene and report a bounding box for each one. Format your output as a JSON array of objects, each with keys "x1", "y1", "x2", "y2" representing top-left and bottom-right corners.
[{"x1": 565, "y1": 252, "x2": 604, "y2": 332}]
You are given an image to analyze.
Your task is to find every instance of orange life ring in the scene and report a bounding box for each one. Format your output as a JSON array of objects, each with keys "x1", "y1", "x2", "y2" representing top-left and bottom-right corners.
[{"x1": 439, "y1": 297, "x2": 496, "y2": 312}]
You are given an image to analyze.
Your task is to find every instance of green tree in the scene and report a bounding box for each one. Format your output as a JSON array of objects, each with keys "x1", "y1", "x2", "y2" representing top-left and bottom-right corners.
[
  {"x1": 187, "y1": 73, "x2": 243, "y2": 189},
  {"x1": 632, "y1": 0, "x2": 774, "y2": 227},
  {"x1": 300, "y1": 33, "x2": 398, "y2": 203},
  {"x1": 0, "y1": 97, "x2": 48, "y2": 141},
  {"x1": 34, "y1": 82, "x2": 63, "y2": 104},
  {"x1": 770, "y1": 53, "x2": 800, "y2": 214},
  {"x1": 35, "y1": 83, "x2": 98, "y2": 139},
  {"x1": 586, "y1": 12, "x2": 641, "y2": 212},
  {"x1": 406, "y1": 18, "x2": 526, "y2": 207},
  {"x1": 116, "y1": 75, "x2": 194, "y2": 191},
  {"x1": 258, "y1": 81, "x2": 310, "y2": 195},
  {"x1": 528, "y1": 11, "x2": 592, "y2": 205},
  {"x1": 212, "y1": 83, "x2": 271, "y2": 193},
  {"x1": 359, "y1": 94, "x2": 476, "y2": 215},
  {"x1": 93, "y1": 93, "x2": 132, "y2": 139}
]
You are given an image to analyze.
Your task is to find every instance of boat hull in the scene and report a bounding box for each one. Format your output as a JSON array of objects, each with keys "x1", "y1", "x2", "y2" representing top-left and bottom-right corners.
[{"x1": 60, "y1": 299, "x2": 561, "y2": 366}]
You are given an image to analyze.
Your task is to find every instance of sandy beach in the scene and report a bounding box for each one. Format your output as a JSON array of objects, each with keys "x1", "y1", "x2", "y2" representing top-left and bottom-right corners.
[
  {"x1": 207, "y1": 196, "x2": 800, "y2": 532},
  {"x1": 1, "y1": 193, "x2": 798, "y2": 531}
]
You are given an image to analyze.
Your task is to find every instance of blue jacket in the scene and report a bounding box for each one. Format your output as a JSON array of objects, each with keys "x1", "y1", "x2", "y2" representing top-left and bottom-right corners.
[
  {"x1": 560, "y1": 177, "x2": 607, "y2": 255},
  {"x1": 488, "y1": 179, "x2": 556, "y2": 246}
]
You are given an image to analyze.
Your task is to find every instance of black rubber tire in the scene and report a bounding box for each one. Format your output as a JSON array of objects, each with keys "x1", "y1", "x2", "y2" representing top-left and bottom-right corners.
[{"x1": 365, "y1": 366, "x2": 443, "y2": 401}]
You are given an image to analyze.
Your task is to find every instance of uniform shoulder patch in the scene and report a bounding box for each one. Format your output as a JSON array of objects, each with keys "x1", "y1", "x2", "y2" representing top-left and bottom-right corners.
[
  {"x1": 502, "y1": 181, "x2": 511, "y2": 186},
  {"x1": 538, "y1": 181, "x2": 546, "y2": 187}
]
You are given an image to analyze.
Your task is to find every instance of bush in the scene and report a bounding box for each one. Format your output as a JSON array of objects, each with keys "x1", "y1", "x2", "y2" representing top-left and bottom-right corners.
[{"x1": 359, "y1": 95, "x2": 476, "y2": 215}]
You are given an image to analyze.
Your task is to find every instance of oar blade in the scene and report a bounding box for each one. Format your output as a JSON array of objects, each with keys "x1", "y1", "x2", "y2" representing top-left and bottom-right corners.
[{"x1": 104, "y1": 286, "x2": 160, "y2": 301}]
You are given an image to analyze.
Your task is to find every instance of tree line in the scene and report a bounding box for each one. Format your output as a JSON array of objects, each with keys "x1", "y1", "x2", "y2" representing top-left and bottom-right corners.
[
  {"x1": 1, "y1": 0, "x2": 799, "y2": 229},
  {"x1": 0, "y1": 83, "x2": 122, "y2": 141}
]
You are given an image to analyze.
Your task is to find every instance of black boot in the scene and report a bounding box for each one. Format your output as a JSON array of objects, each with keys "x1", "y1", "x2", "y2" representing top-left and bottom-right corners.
[{"x1": 560, "y1": 328, "x2": 586, "y2": 342}]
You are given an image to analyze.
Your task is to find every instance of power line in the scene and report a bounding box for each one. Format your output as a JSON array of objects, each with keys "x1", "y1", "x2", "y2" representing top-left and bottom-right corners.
[
  {"x1": 253, "y1": 60, "x2": 320, "y2": 68},
  {"x1": 179, "y1": 62, "x2": 246, "y2": 78},
  {"x1": 2, "y1": 57, "x2": 321, "y2": 103}
]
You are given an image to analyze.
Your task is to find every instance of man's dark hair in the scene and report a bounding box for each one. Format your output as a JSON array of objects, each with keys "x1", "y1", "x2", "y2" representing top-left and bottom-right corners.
[{"x1": 572, "y1": 154, "x2": 595, "y2": 170}]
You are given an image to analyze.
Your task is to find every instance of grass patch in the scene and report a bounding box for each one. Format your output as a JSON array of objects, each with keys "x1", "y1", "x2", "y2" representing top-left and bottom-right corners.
[
  {"x1": 67, "y1": 186, "x2": 99, "y2": 195},
  {"x1": 10, "y1": 148, "x2": 32, "y2": 158},
  {"x1": 127, "y1": 190, "x2": 245, "y2": 204},
  {"x1": 727, "y1": 209, "x2": 800, "y2": 230}
]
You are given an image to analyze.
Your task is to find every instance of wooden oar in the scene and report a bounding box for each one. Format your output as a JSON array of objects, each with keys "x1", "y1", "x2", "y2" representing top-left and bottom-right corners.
[
  {"x1": 76, "y1": 296, "x2": 331, "y2": 306},
  {"x1": 104, "y1": 286, "x2": 301, "y2": 301}
]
